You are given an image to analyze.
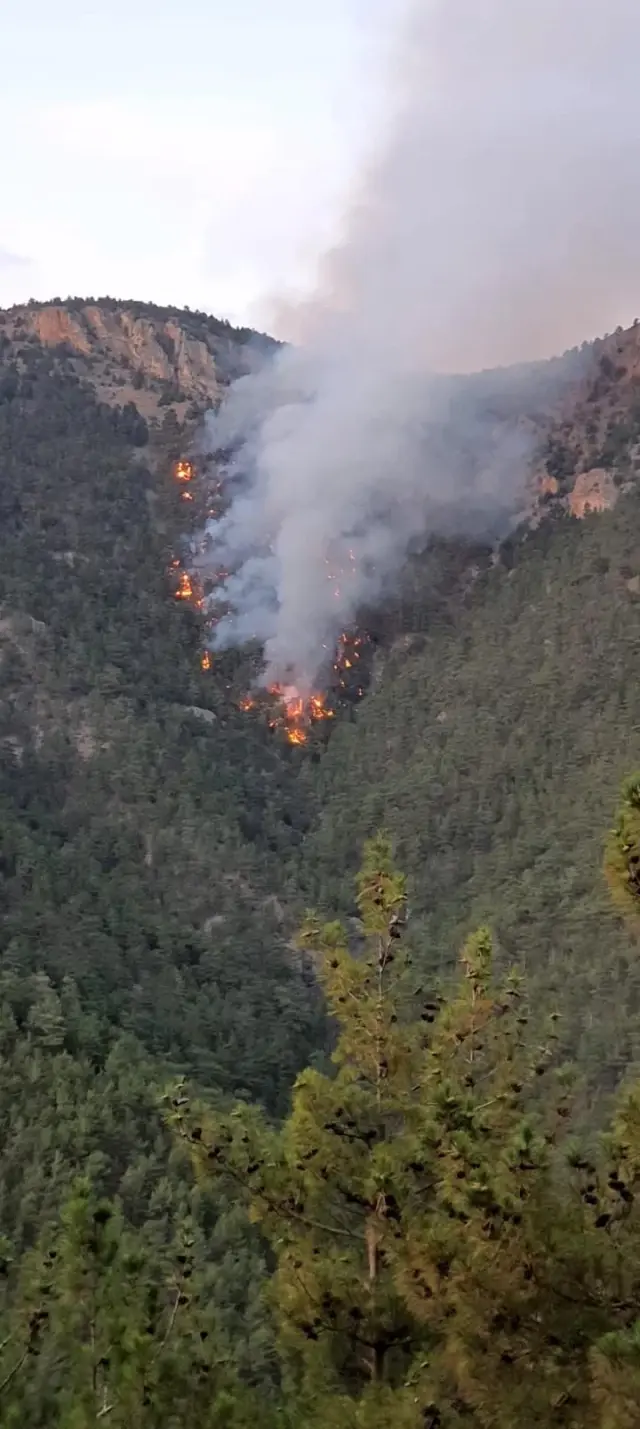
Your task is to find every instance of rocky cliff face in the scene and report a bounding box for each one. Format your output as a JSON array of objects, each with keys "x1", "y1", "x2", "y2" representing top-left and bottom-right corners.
[
  {"x1": 526, "y1": 322, "x2": 640, "y2": 523},
  {"x1": 568, "y1": 467, "x2": 619, "y2": 519},
  {"x1": 0, "y1": 299, "x2": 277, "y2": 426},
  {"x1": 4, "y1": 297, "x2": 640, "y2": 529}
]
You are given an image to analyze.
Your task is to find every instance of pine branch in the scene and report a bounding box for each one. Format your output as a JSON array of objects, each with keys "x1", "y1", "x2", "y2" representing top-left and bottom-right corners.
[
  {"x1": 182, "y1": 1125, "x2": 360, "y2": 1242},
  {"x1": 0, "y1": 1347, "x2": 28, "y2": 1398},
  {"x1": 150, "y1": 1285, "x2": 182, "y2": 1365}
]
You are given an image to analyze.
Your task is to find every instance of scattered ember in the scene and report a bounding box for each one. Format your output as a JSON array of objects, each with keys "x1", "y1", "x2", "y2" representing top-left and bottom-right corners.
[
  {"x1": 169, "y1": 459, "x2": 219, "y2": 665},
  {"x1": 333, "y1": 631, "x2": 367, "y2": 690}
]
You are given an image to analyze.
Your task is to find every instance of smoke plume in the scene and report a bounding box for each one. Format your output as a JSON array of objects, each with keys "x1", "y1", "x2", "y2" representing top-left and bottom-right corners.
[{"x1": 204, "y1": 0, "x2": 640, "y2": 692}]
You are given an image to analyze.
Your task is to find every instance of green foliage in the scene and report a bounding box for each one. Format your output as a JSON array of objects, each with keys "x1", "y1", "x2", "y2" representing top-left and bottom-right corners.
[
  {"x1": 173, "y1": 841, "x2": 637, "y2": 1425},
  {"x1": 171, "y1": 840, "x2": 422, "y2": 1413},
  {"x1": 0, "y1": 341, "x2": 323, "y2": 1110},
  {"x1": 0, "y1": 1177, "x2": 273, "y2": 1427},
  {"x1": 5, "y1": 306, "x2": 640, "y2": 1423},
  {"x1": 604, "y1": 774, "x2": 640, "y2": 925},
  {"x1": 0, "y1": 327, "x2": 314, "y2": 1421},
  {"x1": 307, "y1": 491, "x2": 640, "y2": 1110}
]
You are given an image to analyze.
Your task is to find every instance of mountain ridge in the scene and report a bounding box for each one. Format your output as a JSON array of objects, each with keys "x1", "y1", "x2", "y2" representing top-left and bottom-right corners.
[
  {"x1": 0, "y1": 296, "x2": 279, "y2": 429},
  {"x1": 1, "y1": 294, "x2": 640, "y2": 1112},
  {"x1": 1, "y1": 293, "x2": 640, "y2": 1417},
  {"x1": 5, "y1": 295, "x2": 640, "y2": 526}
]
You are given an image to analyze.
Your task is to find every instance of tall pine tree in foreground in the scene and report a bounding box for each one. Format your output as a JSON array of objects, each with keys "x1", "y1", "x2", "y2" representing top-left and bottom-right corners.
[
  {"x1": 5, "y1": 783, "x2": 640, "y2": 1424},
  {"x1": 173, "y1": 833, "x2": 630, "y2": 1427},
  {"x1": 604, "y1": 772, "x2": 640, "y2": 925},
  {"x1": 588, "y1": 771, "x2": 640, "y2": 1428},
  {"x1": 173, "y1": 834, "x2": 424, "y2": 1426}
]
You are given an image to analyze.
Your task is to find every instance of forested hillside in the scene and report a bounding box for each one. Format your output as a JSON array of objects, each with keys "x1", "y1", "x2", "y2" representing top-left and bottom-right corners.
[
  {"x1": 308, "y1": 496, "x2": 640, "y2": 1109},
  {"x1": 0, "y1": 319, "x2": 321, "y2": 1110},
  {"x1": 0, "y1": 300, "x2": 640, "y2": 1422},
  {"x1": 0, "y1": 314, "x2": 326, "y2": 1421}
]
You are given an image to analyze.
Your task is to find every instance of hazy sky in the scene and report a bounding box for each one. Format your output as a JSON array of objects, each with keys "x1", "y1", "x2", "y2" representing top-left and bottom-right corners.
[{"x1": 0, "y1": 0, "x2": 392, "y2": 326}]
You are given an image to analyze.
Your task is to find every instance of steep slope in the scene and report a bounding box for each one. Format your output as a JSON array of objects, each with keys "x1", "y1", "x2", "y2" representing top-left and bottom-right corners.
[
  {"x1": 0, "y1": 305, "x2": 311, "y2": 1402},
  {"x1": 0, "y1": 296, "x2": 277, "y2": 426},
  {"x1": 290, "y1": 322, "x2": 640, "y2": 1117},
  {"x1": 0, "y1": 312, "x2": 319, "y2": 1116},
  {"x1": 2, "y1": 296, "x2": 640, "y2": 1417},
  {"x1": 306, "y1": 493, "x2": 640, "y2": 1110},
  {"x1": 2, "y1": 298, "x2": 640, "y2": 1122}
]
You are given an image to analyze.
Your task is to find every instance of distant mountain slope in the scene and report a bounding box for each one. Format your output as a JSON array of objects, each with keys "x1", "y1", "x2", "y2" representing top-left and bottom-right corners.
[
  {"x1": 0, "y1": 297, "x2": 279, "y2": 427},
  {"x1": 0, "y1": 306, "x2": 317, "y2": 1115},
  {"x1": 306, "y1": 487, "x2": 640, "y2": 1111},
  {"x1": 2, "y1": 295, "x2": 640, "y2": 1122}
]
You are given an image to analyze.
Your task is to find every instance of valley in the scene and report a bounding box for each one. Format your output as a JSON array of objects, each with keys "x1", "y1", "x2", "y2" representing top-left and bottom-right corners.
[{"x1": 0, "y1": 299, "x2": 640, "y2": 1423}]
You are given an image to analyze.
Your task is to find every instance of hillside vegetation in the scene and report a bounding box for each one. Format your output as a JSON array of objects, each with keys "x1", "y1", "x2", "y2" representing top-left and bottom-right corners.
[
  {"x1": 0, "y1": 299, "x2": 639, "y2": 1421},
  {"x1": 308, "y1": 497, "x2": 640, "y2": 1108}
]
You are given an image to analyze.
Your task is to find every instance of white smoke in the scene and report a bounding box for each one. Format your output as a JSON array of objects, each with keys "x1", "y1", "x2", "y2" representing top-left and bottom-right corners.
[{"x1": 204, "y1": 0, "x2": 640, "y2": 691}]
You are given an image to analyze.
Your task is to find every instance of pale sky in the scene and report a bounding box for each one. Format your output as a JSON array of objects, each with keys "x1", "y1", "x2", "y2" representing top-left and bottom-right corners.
[{"x1": 0, "y1": 0, "x2": 393, "y2": 328}]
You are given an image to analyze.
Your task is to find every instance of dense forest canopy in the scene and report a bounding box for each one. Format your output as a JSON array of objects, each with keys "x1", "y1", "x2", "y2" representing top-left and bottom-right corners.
[{"x1": 0, "y1": 303, "x2": 639, "y2": 1422}]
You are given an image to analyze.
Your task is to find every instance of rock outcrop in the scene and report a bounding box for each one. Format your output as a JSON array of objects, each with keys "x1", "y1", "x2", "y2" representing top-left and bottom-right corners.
[
  {"x1": 569, "y1": 467, "x2": 618, "y2": 519},
  {"x1": 1, "y1": 299, "x2": 277, "y2": 424}
]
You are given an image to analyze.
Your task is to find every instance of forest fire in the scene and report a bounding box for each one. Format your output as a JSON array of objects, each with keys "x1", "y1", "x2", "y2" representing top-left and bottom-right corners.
[
  {"x1": 173, "y1": 569, "x2": 204, "y2": 609},
  {"x1": 333, "y1": 631, "x2": 367, "y2": 692},
  {"x1": 238, "y1": 684, "x2": 339, "y2": 744},
  {"x1": 267, "y1": 685, "x2": 334, "y2": 745},
  {"x1": 175, "y1": 571, "x2": 193, "y2": 600},
  {"x1": 174, "y1": 460, "x2": 193, "y2": 483},
  {"x1": 236, "y1": 630, "x2": 368, "y2": 744},
  {"x1": 175, "y1": 469, "x2": 368, "y2": 738},
  {"x1": 237, "y1": 685, "x2": 332, "y2": 743}
]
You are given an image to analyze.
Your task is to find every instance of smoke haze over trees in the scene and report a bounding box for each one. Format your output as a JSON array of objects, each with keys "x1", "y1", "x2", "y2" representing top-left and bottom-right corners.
[{"x1": 204, "y1": 0, "x2": 640, "y2": 691}]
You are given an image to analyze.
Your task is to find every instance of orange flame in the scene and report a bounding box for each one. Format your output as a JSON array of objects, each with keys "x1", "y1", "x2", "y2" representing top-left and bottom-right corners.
[
  {"x1": 201, "y1": 651, "x2": 212, "y2": 670},
  {"x1": 287, "y1": 727, "x2": 308, "y2": 746},
  {"x1": 175, "y1": 572, "x2": 193, "y2": 600},
  {"x1": 174, "y1": 460, "x2": 193, "y2": 483},
  {"x1": 237, "y1": 631, "x2": 366, "y2": 744},
  {"x1": 172, "y1": 568, "x2": 204, "y2": 610},
  {"x1": 267, "y1": 684, "x2": 334, "y2": 744}
]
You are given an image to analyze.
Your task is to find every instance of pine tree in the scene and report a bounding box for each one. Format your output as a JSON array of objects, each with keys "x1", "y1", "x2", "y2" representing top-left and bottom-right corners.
[
  {"x1": 584, "y1": 1082, "x2": 640, "y2": 1428},
  {"x1": 171, "y1": 839, "x2": 573, "y2": 1424},
  {"x1": 26, "y1": 972, "x2": 65, "y2": 1050},
  {"x1": 169, "y1": 827, "x2": 640, "y2": 1427},
  {"x1": 171, "y1": 834, "x2": 428, "y2": 1426},
  {"x1": 604, "y1": 772, "x2": 640, "y2": 924},
  {"x1": 0, "y1": 1178, "x2": 264, "y2": 1427},
  {"x1": 392, "y1": 928, "x2": 611, "y2": 1426}
]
